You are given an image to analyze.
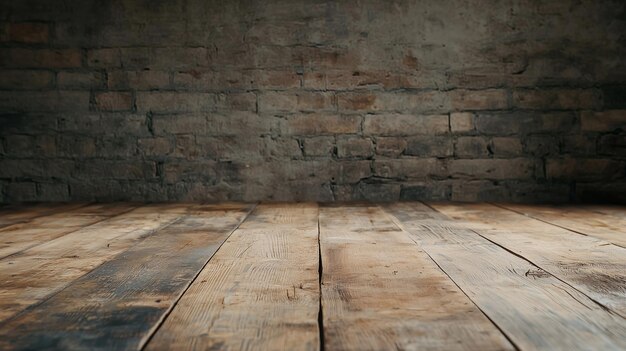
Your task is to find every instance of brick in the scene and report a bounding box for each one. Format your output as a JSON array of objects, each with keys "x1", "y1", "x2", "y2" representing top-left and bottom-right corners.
[
  {"x1": 0, "y1": 70, "x2": 53, "y2": 89},
  {"x1": 475, "y1": 111, "x2": 576, "y2": 135},
  {"x1": 152, "y1": 114, "x2": 207, "y2": 135},
  {"x1": 258, "y1": 92, "x2": 335, "y2": 112},
  {"x1": 450, "y1": 89, "x2": 508, "y2": 111},
  {"x1": 265, "y1": 137, "x2": 302, "y2": 158},
  {"x1": 375, "y1": 137, "x2": 407, "y2": 157},
  {"x1": 513, "y1": 89, "x2": 601, "y2": 110},
  {"x1": 451, "y1": 180, "x2": 509, "y2": 202},
  {"x1": 0, "y1": 48, "x2": 82, "y2": 68},
  {"x1": 94, "y1": 92, "x2": 133, "y2": 112},
  {"x1": 601, "y1": 85, "x2": 626, "y2": 109},
  {"x1": 580, "y1": 110, "x2": 626, "y2": 132},
  {"x1": 162, "y1": 161, "x2": 217, "y2": 184},
  {"x1": 561, "y1": 135, "x2": 596, "y2": 155},
  {"x1": 337, "y1": 137, "x2": 373, "y2": 158},
  {"x1": 38, "y1": 183, "x2": 69, "y2": 201},
  {"x1": 449, "y1": 159, "x2": 537, "y2": 180},
  {"x1": 75, "y1": 160, "x2": 156, "y2": 180},
  {"x1": 138, "y1": 137, "x2": 172, "y2": 156},
  {"x1": 455, "y1": 137, "x2": 490, "y2": 158},
  {"x1": 282, "y1": 114, "x2": 360, "y2": 135},
  {"x1": 356, "y1": 182, "x2": 401, "y2": 202},
  {"x1": 547, "y1": 158, "x2": 625, "y2": 181},
  {"x1": 4, "y1": 134, "x2": 55, "y2": 157},
  {"x1": 450, "y1": 112, "x2": 474, "y2": 133},
  {"x1": 6, "y1": 183, "x2": 37, "y2": 202},
  {"x1": 363, "y1": 114, "x2": 449, "y2": 136},
  {"x1": 492, "y1": 137, "x2": 523, "y2": 157},
  {"x1": 118, "y1": 47, "x2": 209, "y2": 70},
  {"x1": 337, "y1": 91, "x2": 448, "y2": 113},
  {"x1": 405, "y1": 136, "x2": 453, "y2": 157},
  {"x1": 400, "y1": 182, "x2": 451, "y2": 200},
  {"x1": 597, "y1": 134, "x2": 626, "y2": 156},
  {"x1": 0, "y1": 91, "x2": 89, "y2": 112},
  {"x1": 87, "y1": 48, "x2": 121, "y2": 68},
  {"x1": 303, "y1": 137, "x2": 335, "y2": 157},
  {"x1": 108, "y1": 70, "x2": 170, "y2": 90},
  {"x1": 7, "y1": 22, "x2": 49, "y2": 43},
  {"x1": 374, "y1": 159, "x2": 447, "y2": 179},
  {"x1": 524, "y1": 136, "x2": 559, "y2": 156},
  {"x1": 96, "y1": 137, "x2": 137, "y2": 158},
  {"x1": 215, "y1": 93, "x2": 257, "y2": 112},
  {"x1": 0, "y1": 159, "x2": 74, "y2": 179},
  {"x1": 57, "y1": 135, "x2": 97, "y2": 157},
  {"x1": 206, "y1": 112, "x2": 275, "y2": 136},
  {"x1": 57, "y1": 71, "x2": 105, "y2": 89},
  {"x1": 136, "y1": 92, "x2": 216, "y2": 113}
]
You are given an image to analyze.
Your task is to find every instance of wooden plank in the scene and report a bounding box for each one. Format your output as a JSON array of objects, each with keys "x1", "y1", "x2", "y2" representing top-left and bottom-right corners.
[
  {"x1": 0, "y1": 203, "x2": 254, "y2": 351},
  {"x1": 431, "y1": 202, "x2": 626, "y2": 318},
  {"x1": 0, "y1": 203, "x2": 197, "y2": 323},
  {"x1": 497, "y1": 203, "x2": 626, "y2": 248},
  {"x1": 0, "y1": 203, "x2": 88, "y2": 229},
  {"x1": 145, "y1": 203, "x2": 321, "y2": 351},
  {"x1": 319, "y1": 204, "x2": 513, "y2": 351},
  {"x1": 385, "y1": 202, "x2": 626, "y2": 351},
  {"x1": 0, "y1": 203, "x2": 139, "y2": 259}
]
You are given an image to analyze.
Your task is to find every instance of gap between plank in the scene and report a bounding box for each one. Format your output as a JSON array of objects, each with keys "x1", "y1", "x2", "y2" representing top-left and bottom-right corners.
[
  {"x1": 490, "y1": 202, "x2": 626, "y2": 249},
  {"x1": 0, "y1": 204, "x2": 142, "y2": 261},
  {"x1": 379, "y1": 203, "x2": 522, "y2": 351},
  {"x1": 317, "y1": 205, "x2": 325, "y2": 351},
  {"x1": 455, "y1": 204, "x2": 623, "y2": 317},
  {"x1": 138, "y1": 203, "x2": 259, "y2": 351}
]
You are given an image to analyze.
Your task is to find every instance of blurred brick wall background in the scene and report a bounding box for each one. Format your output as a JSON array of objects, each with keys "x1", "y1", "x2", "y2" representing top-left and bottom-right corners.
[{"x1": 0, "y1": 0, "x2": 624, "y2": 202}]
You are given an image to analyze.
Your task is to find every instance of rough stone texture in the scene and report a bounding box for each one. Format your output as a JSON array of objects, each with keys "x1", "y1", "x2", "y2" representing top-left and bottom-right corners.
[{"x1": 0, "y1": 0, "x2": 625, "y2": 203}]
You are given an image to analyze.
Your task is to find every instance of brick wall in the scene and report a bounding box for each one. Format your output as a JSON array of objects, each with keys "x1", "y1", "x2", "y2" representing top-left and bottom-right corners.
[{"x1": 0, "y1": 0, "x2": 625, "y2": 202}]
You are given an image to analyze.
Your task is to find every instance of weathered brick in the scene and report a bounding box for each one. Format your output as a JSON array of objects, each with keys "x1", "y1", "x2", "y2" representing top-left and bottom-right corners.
[
  {"x1": 87, "y1": 48, "x2": 121, "y2": 68},
  {"x1": 374, "y1": 159, "x2": 447, "y2": 179},
  {"x1": 215, "y1": 93, "x2": 257, "y2": 112},
  {"x1": 451, "y1": 180, "x2": 509, "y2": 202},
  {"x1": 337, "y1": 91, "x2": 448, "y2": 113},
  {"x1": 136, "y1": 92, "x2": 216, "y2": 113},
  {"x1": 580, "y1": 110, "x2": 626, "y2": 132},
  {"x1": 356, "y1": 182, "x2": 401, "y2": 202},
  {"x1": 75, "y1": 160, "x2": 156, "y2": 180},
  {"x1": 4, "y1": 134, "x2": 55, "y2": 157},
  {"x1": 0, "y1": 48, "x2": 82, "y2": 68},
  {"x1": 475, "y1": 111, "x2": 576, "y2": 135},
  {"x1": 138, "y1": 137, "x2": 172, "y2": 157},
  {"x1": 449, "y1": 159, "x2": 537, "y2": 180},
  {"x1": 0, "y1": 91, "x2": 89, "y2": 112},
  {"x1": 258, "y1": 91, "x2": 335, "y2": 112},
  {"x1": 375, "y1": 137, "x2": 407, "y2": 157},
  {"x1": 108, "y1": 70, "x2": 170, "y2": 90},
  {"x1": 282, "y1": 114, "x2": 360, "y2": 135},
  {"x1": 152, "y1": 114, "x2": 208, "y2": 135},
  {"x1": 561, "y1": 135, "x2": 596, "y2": 155},
  {"x1": 162, "y1": 160, "x2": 217, "y2": 184},
  {"x1": 524, "y1": 136, "x2": 559, "y2": 156},
  {"x1": 38, "y1": 183, "x2": 69, "y2": 201},
  {"x1": 57, "y1": 135, "x2": 97, "y2": 157},
  {"x1": 303, "y1": 137, "x2": 335, "y2": 157},
  {"x1": 450, "y1": 112, "x2": 474, "y2": 133},
  {"x1": 455, "y1": 137, "x2": 490, "y2": 158},
  {"x1": 492, "y1": 137, "x2": 523, "y2": 157},
  {"x1": 400, "y1": 182, "x2": 451, "y2": 200},
  {"x1": 601, "y1": 85, "x2": 626, "y2": 109},
  {"x1": 6, "y1": 182, "x2": 37, "y2": 202},
  {"x1": 6, "y1": 22, "x2": 49, "y2": 43},
  {"x1": 405, "y1": 136, "x2": 453, "y2": 157},
  {"x1": 57, "y1": 71, "x2": 105, "y2": 89},
  {"x1": 94, "y1": 92, "x2": 133, "y2": 112},
  {"x1": 513, "y1": 89, "x2": 601, "y2": 110},
  {"x1": 337, "y1": 137, "x2": 373, "y2": 158},
  {"x1": 597, "y1": 134, "x2": 626, "y2": 156},
  {"x1": 363, "y1": 114, "x2": 449, "y2": 136},
  {"x1": 265, "y1": 137, "x2": 302, "y2": 158},
  {"x1": 547, "y1": 158, "x2": 625, "y2": 181},
  {"x1": 0, "y1": 70, "x2": 53, "y2": 89},
  {"x1": 96, "y1": 137, "x2": 137, "y2": 158},
  {"x1": 450, "y1": 89, "x2": 508, "y2": 111}
]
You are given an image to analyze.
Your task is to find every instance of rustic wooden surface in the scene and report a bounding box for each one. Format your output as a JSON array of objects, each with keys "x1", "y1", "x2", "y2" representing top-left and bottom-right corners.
[{"x1": 0, "y1": 202, "x2": 625, "y2": 351}]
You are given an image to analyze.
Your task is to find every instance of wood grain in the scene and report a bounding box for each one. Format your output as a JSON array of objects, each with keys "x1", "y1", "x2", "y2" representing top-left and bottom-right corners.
[
  {"x1": 0, "y1": 203, "x2": 253, "y2": 351},
  {"x1": 498, "y1": 203, "x2": 626, "y2": 248},
  {"x1": 0, "y1": 203, "x2": 194, "y2": 322},
  {"x1": 0, "y1": 203, "x2": 139, "y2": 259},
  {"x1": 430, "y1": 202, "x2": 626, "y2": 318},
  {"x1": 145, "y1": 203, "x2": 321, "y2": 351},
  {"x1": 320, "y1": 204, "x2": 513, "y2": 351},
  {"x1": 385, "y1": 202, "x2": 626, "y2": 351},
  {"x1": 0, "y1": 203, "x2": 88, "y2": 229}
]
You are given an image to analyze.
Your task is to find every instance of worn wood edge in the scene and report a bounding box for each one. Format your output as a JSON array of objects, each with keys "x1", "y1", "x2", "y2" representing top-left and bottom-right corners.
[{"x1": 138, "y1": 202, "x2": 258, "y2": 350}]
